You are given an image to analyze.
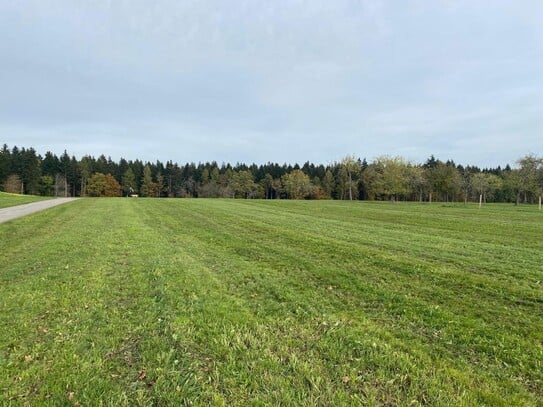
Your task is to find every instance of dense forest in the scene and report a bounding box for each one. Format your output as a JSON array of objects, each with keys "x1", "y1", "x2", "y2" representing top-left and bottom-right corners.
[{"x1": 1, "y1": 144, "x2": 542, "y2": 204}]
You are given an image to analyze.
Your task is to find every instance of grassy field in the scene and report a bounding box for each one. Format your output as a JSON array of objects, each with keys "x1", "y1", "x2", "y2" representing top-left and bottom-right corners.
[
  {"x1": 1, "y1": 199, "x2": 542, "y2": 406},
  {"x1": 0, "y1": 192, "x2": 51, "y2": 208}
]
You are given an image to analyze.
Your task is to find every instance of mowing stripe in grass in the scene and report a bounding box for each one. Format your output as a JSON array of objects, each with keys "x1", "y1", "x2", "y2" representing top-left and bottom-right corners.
[{"x1": 1, "y1": 199, "x2": 541, "y2": 405}]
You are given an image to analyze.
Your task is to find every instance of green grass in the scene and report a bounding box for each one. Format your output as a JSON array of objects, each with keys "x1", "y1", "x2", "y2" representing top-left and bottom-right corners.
[
  {"x1": 1, "y1": 199, "x2": 542, "y2": 406},
  {"x1": 0, "y1": 192, "x2": 51, "y2": 208}
]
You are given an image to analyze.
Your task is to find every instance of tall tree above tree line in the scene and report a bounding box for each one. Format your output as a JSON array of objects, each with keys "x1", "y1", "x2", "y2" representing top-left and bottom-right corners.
[{"x1": 339, "y1": 155, "x2": 361, "y2": 200}]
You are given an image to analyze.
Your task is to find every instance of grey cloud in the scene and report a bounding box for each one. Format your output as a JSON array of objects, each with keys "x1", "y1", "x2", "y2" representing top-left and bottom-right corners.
[{"x1": 1, "y1": 0, "x2": 542, "y2": 167}]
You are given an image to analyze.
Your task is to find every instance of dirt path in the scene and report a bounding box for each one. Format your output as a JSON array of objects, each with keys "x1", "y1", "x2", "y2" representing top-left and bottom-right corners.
[{"x1": 0, "y1": 198, "x2": 80, "y2": 224}]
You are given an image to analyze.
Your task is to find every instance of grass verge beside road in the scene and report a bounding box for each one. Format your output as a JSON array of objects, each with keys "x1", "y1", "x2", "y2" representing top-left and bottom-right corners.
[{"x1": 0, "y1": 192, "x2": 51, "y2": 208}]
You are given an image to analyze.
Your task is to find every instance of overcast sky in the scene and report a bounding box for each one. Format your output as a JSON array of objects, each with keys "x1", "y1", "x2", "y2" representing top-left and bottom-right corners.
[{"x1": 1, "y1": 0, "x2": 542, "y2": 167}]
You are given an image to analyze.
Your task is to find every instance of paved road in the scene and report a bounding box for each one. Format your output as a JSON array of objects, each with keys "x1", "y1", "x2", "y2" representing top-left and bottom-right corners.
[{"x1": 0, "y1": 198, "x2": 80, "y2": 224}]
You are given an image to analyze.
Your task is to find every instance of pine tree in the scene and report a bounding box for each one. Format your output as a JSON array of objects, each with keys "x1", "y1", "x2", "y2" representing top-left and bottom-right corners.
[
  {"x1": 122, "y1": 167, "x2": 137, "y2": 195},
  {"x1": 140, "y1": 165, "x2": 156, "y2": 197}
]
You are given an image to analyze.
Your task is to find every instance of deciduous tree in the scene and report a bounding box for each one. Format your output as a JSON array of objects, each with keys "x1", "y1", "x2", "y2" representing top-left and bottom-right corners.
[
  {"x1": 516, "y1": 155, "x2": 542, "y2": 203},
  {"x1": 3, "y1": 174, "x2": 23, "y2": 194},
  {"x1": 230, "y1": 170, "x2": 257, "y2": 198},
  {"x1": 429, "y1": 162, "x2": 461, "y2": 202},
  {"x1": 87, "y1": 173, "x2": 122, "y2": 197},
  {"x1": 282, "y1": 169, "x2": 312, "y2": 199},
  {"x1": 339, "y1": 155, "x2": 360, "y2": 200},
  {"x1": 472, "y1": 173, "x2": 503, "y2": 205},
  {"x1": 86, "y1": 173, "x2": 107, "y2": 197}
]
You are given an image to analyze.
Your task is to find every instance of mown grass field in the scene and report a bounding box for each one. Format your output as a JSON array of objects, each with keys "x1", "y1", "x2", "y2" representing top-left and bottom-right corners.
[
  {"x1": 0, "y1": 192, "x2": 50, "y2": 209},
  {"x1": 1, "y1": 198, "x2": 542, "y2": 406}
]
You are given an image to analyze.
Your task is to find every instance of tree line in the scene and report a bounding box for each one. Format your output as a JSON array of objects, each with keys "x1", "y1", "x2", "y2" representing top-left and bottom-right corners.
[{"x1": 1, "y1": 144, "x2": 542, "y2": 204}]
